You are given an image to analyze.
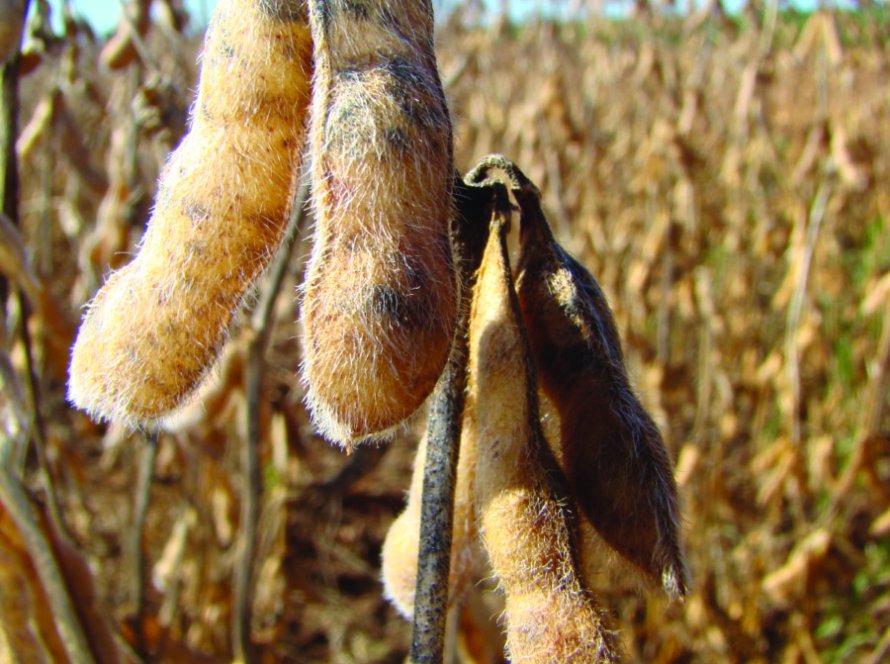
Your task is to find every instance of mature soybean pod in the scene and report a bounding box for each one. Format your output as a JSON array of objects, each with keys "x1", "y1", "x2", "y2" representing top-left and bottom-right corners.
[
  {"x1": 514, "y1": 187, "x2": 687, "y2": 600},
  {"x1": 470, "y1": 216, "x2": 617, "y2": 664},
  {"x1": 301, "y1": 0, "x2": 456, "y2": 448},
  {"x1": 68, "y1": 0, "x2": 313, "y2": 425},
  {"x1": 380, "y1": 419, "x2": 478, "y2": 618}
]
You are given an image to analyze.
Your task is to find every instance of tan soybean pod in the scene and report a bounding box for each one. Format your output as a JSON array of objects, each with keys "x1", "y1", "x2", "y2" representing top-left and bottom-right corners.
[
  {"x1": 381, "y1": 420, "x2": 479, "y2": 618},
  {"x1": 470, "y1": 215, "x2": 617, "y2": 664},
  {"x1": 68, "y1": 0, "x2": 313, "y2": 425},
  {"x1": 301, "y1": 0, "x2": 456, "y2": 449},
  {"x1": 514, "y1": 187, "x2": 687, "y2": 600}
]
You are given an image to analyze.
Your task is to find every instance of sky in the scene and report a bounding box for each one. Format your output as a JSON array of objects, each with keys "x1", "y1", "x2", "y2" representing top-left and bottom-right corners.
[
  {"x1": 45, "y1": 0, "x2": 829, "y2": 36},
  {"x1": 46, "y1": 1, "x2": 584, "y2": 34},
  {"x1": 45, "y1": 0, "x2": 214, "y2": 34}
]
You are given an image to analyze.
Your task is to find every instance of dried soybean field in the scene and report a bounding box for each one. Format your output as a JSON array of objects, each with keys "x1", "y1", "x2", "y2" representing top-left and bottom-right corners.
[{"x1": 1, "y1": 4, "x2": 889, "y2": 663}]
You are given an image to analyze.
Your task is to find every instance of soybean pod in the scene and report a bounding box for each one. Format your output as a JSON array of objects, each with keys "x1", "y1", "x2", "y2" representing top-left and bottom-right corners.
[
  {"x1": 515, "y1": 184, "x2": 687, "y2": 600},
  {"x1": 69, "y1": 0, "x2": 313, "y2": 425},
  {"x1": 301, "y1": 0, "x2": 456, "y2": 449},
  {"x1": 470, "y1": 213, "x2": 618, "y2": 664}
]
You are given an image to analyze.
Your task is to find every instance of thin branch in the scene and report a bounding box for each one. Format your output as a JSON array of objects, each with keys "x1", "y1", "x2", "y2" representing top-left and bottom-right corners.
[
  {"x1": 832, "y1": 301, "x2": 890, "y2": 511},
  {"x1": 114, "y1": 0, "x2": 162, "y2": 74},
  {"x1": 1, "y1": 0, "x2": 69, "y2": 547},
  {"x1": 409, "y1": 325, "x2": 467, "y2": 664},
  {"x1": 16, "y1": 287, "x2": 69, "y2": 530},
  {"x1": 251, "y1": 179, "x2": 311, "y2": 336},
  {"x1": 130, "y1": 430, "x2": 159, "y2": 659},
  {"x1": 233, "y1": 330, "x2": 263, "y2": 664},
  {"x1": 0, "y1": 46, "x2": 94, "y2": 651},
  {"x1": 233, "y1": 177, "x2": 309, "y2": 664},
  {"x1": 785, "y1": 180, "x2": 829, "y2": 448}
]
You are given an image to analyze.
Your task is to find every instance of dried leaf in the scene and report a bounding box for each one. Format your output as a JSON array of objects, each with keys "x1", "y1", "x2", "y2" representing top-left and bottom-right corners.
[{"x1": 0, "y1": 211, "x2": 41, "y2": 303}]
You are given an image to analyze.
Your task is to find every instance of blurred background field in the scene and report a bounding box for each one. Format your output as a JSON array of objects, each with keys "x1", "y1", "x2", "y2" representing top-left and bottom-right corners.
[{"x1": 1, "y1": 1, "x2": 889, "y2": 662}]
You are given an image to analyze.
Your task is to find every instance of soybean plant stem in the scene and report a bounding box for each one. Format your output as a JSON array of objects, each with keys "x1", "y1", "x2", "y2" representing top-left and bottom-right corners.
[
  {"x1": 131, "y1": 430, "x2": 159, "y2": 658},
  {"x1": 409, "y1": 175, "x2": 499, "y2": 663},
  {"x1": 234, "y1": 177, "x2": 309, "y2": 664},
  {"x1": 410, "y1": 329, "x2": 467, "y2": 664}
]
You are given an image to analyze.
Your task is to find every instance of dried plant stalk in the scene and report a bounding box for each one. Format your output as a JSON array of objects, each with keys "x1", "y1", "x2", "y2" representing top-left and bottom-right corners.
[
  {"x1": 0, "y1": 500, "x2": 128, "y2": 664},
  {"x1": 470, "y1": 210, "x2": 617, "y2": 663},
  {"x1": 301, "y1": 0, "x2": 456, "y2": 449},
  {"x1": 100, "y1": 0, "x2": 152, "y2": 70},
  {"x1": 68, "y1": 0, "x2": 313, "y2": 425},
  {"x1": 0, "y1": 471, "x2": 108, "y2": 664},
  {"x1": 514, "y1": 182, "x2": 687, "y2": 600},
  {"x1": 0, "y1": 0, "x2": 25, "y2": 65},
  {"x1": 0, "y1": 506, "x2": 78, "y2": 663}
]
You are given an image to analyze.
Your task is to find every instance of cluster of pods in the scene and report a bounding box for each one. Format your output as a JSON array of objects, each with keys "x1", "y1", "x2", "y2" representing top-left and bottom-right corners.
[{"x1": 67, "y1": 1, "x2": 686, "y2": 661}]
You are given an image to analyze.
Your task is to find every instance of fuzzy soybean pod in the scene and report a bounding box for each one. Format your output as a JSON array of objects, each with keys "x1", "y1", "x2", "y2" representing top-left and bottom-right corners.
[
  {"x1": 381, "y1": 420, "x2": 479, "y2": 618},
  {"x1": 514, "y1": 186, "x2": 687, "y2": 600},
  {"x1": 301, "y1": 0, "x2": 456, "y2": 448},
  {"x1": 470, "y1": 213, "x2": 618, "y2": 664},
  {"x1": 68, "y1": 0, "x2": 313, "y2": 425}
]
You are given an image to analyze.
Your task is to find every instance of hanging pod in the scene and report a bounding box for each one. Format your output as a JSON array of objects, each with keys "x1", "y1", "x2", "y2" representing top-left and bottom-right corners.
[
  {"x1": 469, "y1": 204, "x2": 618, "y2": 663},
  {"x1": 380, "y1": 424, "x2": 479, "y2": 619},
  {"x1": 68, "y1": 0, "x2": 313, "y2": 425},
  {"x1": 513, "y1": 178, "x2": 687, "y2": 600},
  {"x1": 300, "y1": 0, "x2": 457, "y2": 449}
]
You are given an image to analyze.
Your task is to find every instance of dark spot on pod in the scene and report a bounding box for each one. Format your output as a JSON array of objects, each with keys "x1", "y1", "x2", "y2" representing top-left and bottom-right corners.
[
  {"x1": 323, "y1": 94, "x2": 364, "y2": 152},
  {"x1": 370, "y1": 285, "x2": 411, "y2": 326},
  {"x1": 362, "y1": 255, "x2": 435, "y2": 330},
  {"x1": 383, "y1": 127, "x2": 410, "y2": 152},
  {"x1": 257, "y1": 0, "x2": 308, "y2": 23},
  {"x1": 382, "y1": 59, "x2": 448, "y2": 130},
  {"x1": 383, "y1": 58, "x2": 432, "y2": 93},
  {"x1": 367, "y1": 283, "x2": 432, "y2": 332},
  {"x1": 334, "y1": 67, "x2": 366, "y2": 82},
  {"x1": 218, "y1": 38, "x2": 237, "y2": 60},
  {"x1": 340, "y1": 0, "x2": 372, "y2": 21},
  {"x1": 184, "y1": 200, "x2": 211, "y2": 223}
]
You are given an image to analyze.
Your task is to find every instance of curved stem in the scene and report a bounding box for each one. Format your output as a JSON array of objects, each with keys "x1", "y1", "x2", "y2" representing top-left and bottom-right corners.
[{"x1": 233, "y1": 176, "x2": 309, "y2": 664}]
